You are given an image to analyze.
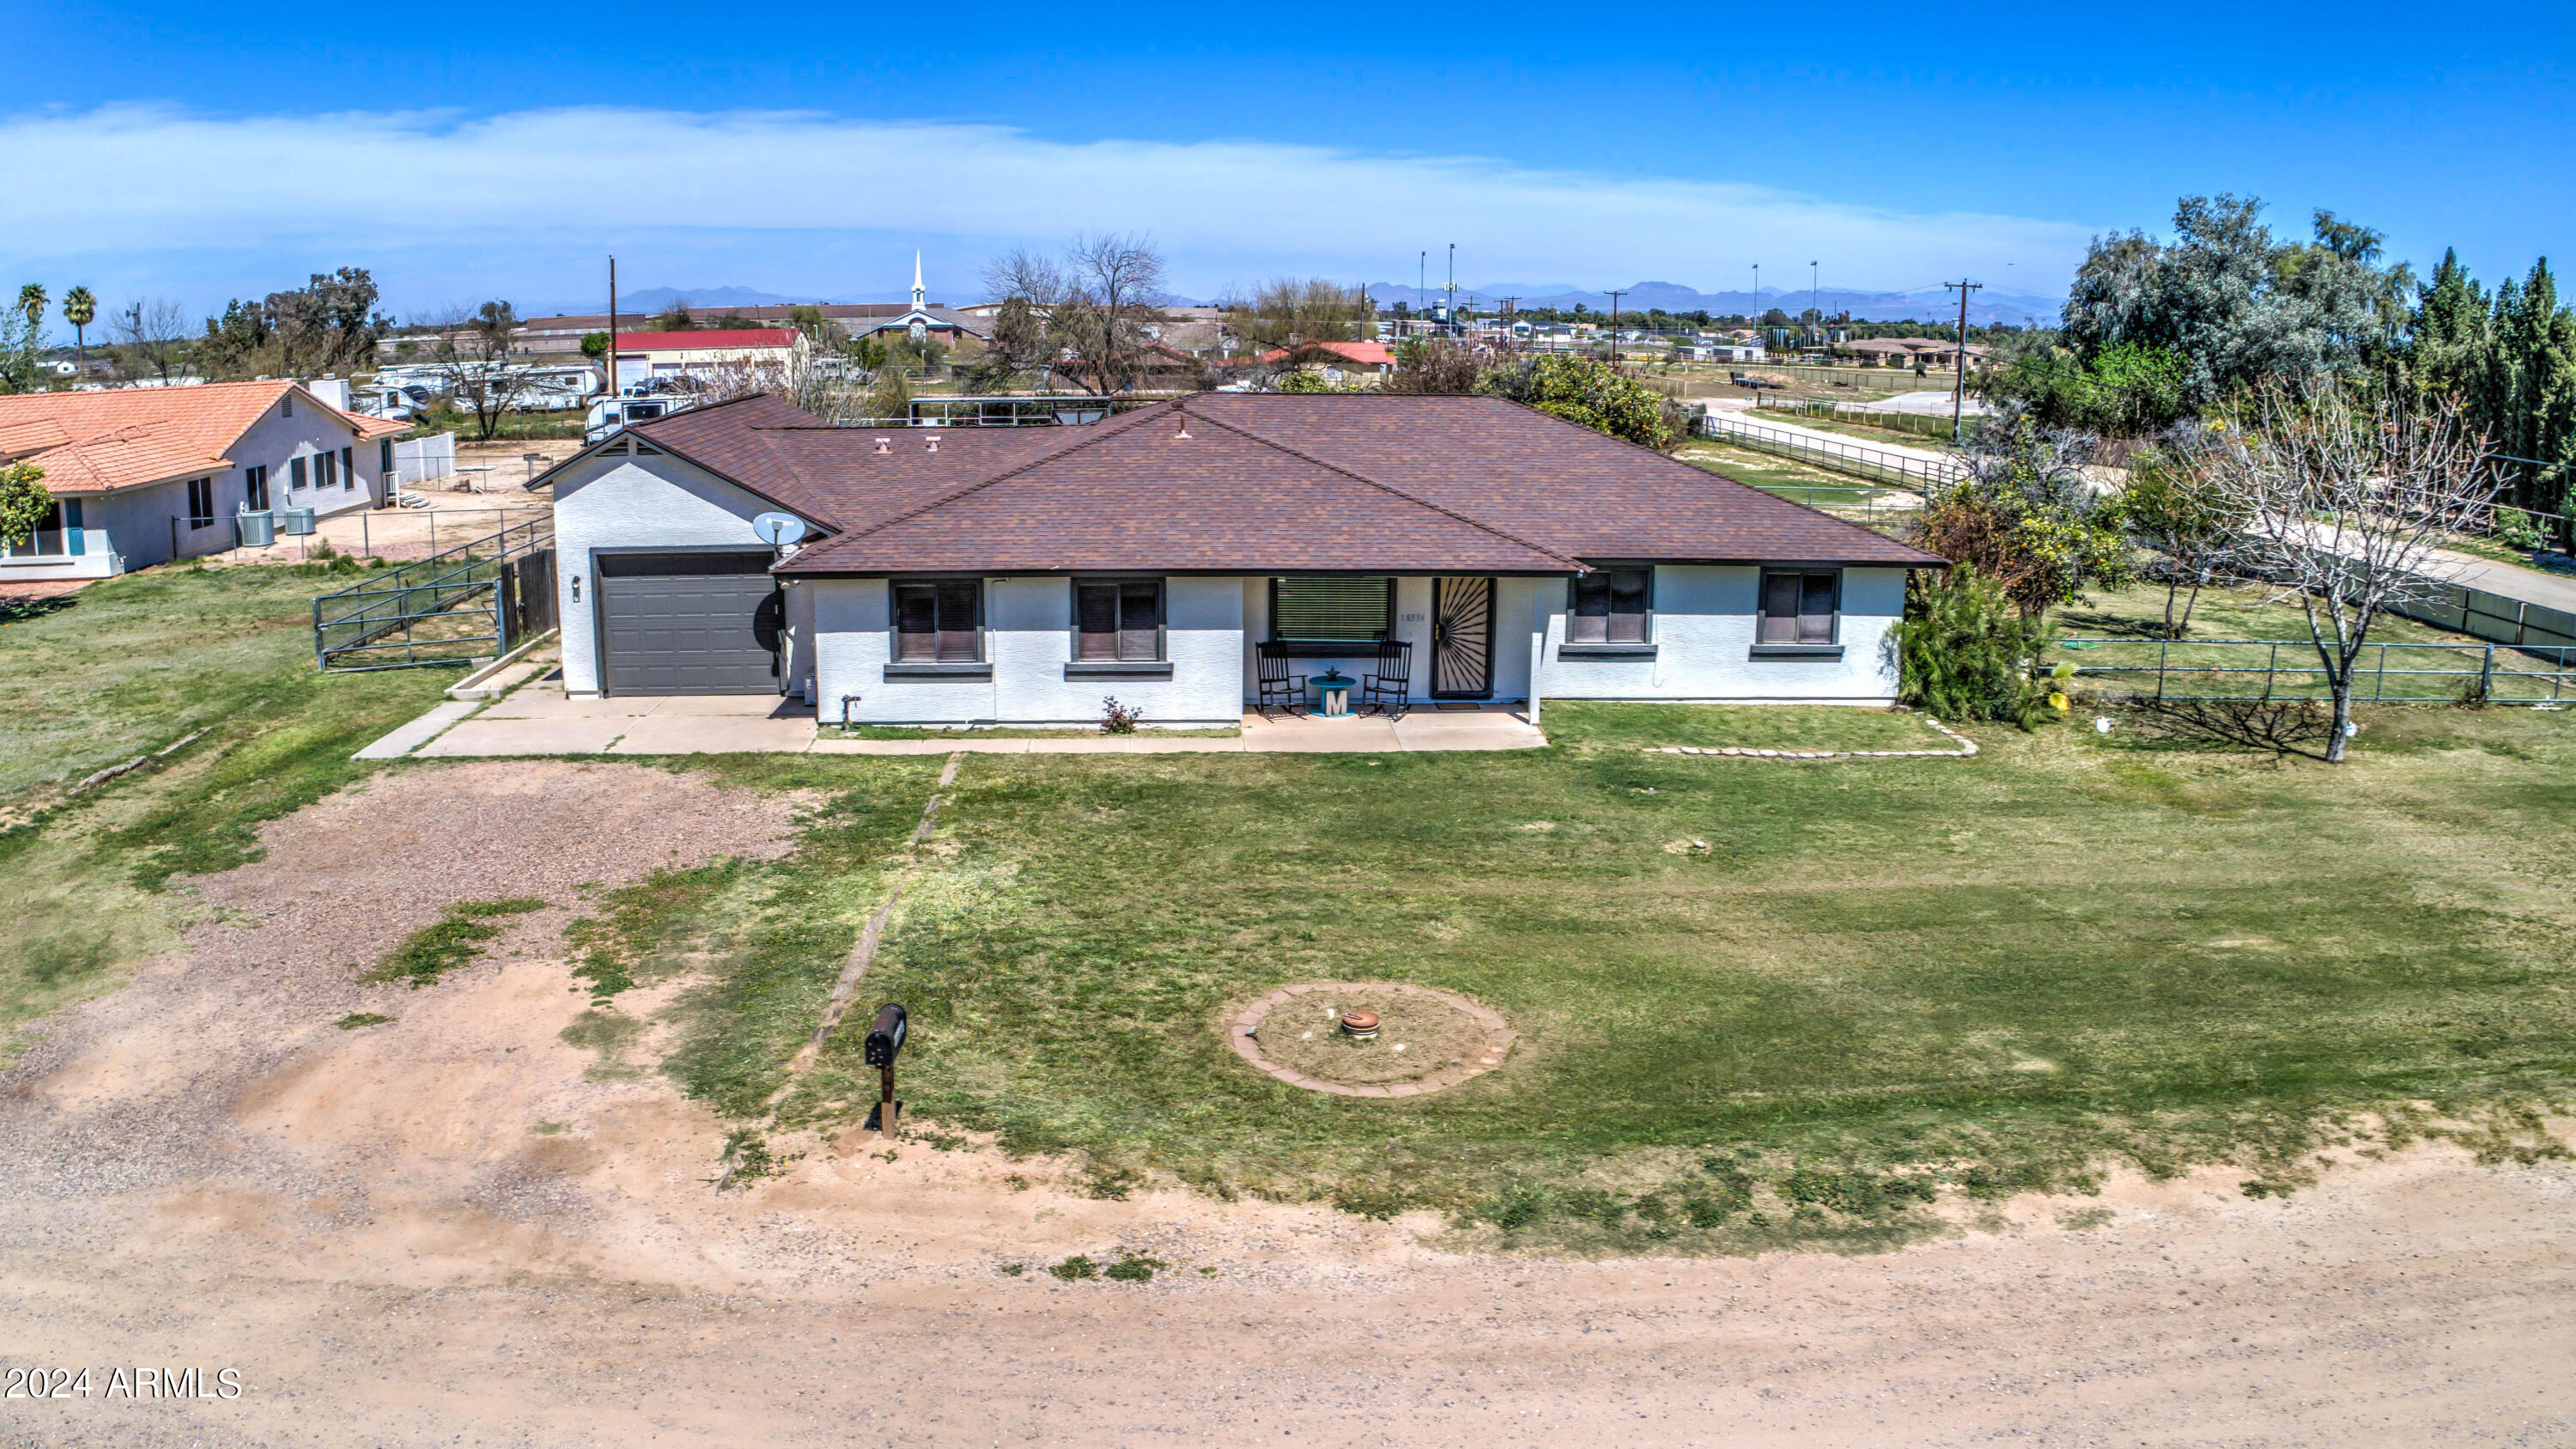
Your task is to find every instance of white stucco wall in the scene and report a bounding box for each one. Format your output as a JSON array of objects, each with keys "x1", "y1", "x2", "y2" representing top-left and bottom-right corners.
[
  {"x1": 814, "y1": 575, "x2": 1247, "y2": 728},
  {"x1": 547, "y1": 448, "x2": 814, "y2": 696},
  {"x1": 240, "y1": 394, "x2": 380, "y2": 521},
  {"x1": 1533, "y1": 565, "x2": 1905, "y2": 704}
]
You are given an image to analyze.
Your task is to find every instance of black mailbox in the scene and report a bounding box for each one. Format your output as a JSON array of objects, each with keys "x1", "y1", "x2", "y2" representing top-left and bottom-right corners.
[{"x1": 863, "y1": 1003, "x2": 908, "y2": 1068}]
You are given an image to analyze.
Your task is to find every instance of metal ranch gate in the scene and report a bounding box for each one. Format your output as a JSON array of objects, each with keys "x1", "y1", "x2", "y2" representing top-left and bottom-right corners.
[{"x1": 313, "y1": 517, "x2": 556, "y2": 671}]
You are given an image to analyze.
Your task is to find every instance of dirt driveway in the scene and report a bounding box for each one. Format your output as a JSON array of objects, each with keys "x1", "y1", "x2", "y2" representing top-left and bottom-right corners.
[{"x1": 0, "y1": 761, "x2": 2567, "y2": 1446}]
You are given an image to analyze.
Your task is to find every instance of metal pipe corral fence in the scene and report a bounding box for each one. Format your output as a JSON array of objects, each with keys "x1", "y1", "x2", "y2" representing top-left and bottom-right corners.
[
  {"x1": 1694, "y1": 411, "x2": 1965, "y2": 490},
  {"x1": 2057, "y1": 636, "x2": 2576, "y2": 703}
]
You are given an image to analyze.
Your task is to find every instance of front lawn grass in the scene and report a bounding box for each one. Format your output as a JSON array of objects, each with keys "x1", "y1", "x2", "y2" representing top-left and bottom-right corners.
[
  {"x1": 654, "y1": 689, "x2": 2576, "y2": 1252},
  {"x1": 1544, "y1": 702, "x2": 1947, "y2": 753}
]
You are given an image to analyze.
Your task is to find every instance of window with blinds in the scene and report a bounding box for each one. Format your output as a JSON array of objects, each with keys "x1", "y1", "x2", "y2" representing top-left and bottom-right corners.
[
  {"x1": 1270, "y1": 577, "x2": 1394, "y2": 641},
  {"x1": 1568, "y1": 567, "x2": 1651, "y2": 643},
  {"x1": 1759, "y1": 569, "x2": 1839, "y2": 644},
  {"x1": 1076, "y1": 579, "x2": 1163, "y2": 661},
  {"x1": 893, "y1": 580, "x2": 982, "y2": 662}
]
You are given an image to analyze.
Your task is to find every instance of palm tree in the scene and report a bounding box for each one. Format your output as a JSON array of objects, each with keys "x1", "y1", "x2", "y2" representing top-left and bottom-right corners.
[
  {"x1": 16, "y1": 284, "x2": 46, "y2": 329},
  {"x1": 62, "y1": 287, "x2": 95, "y2": 365}
]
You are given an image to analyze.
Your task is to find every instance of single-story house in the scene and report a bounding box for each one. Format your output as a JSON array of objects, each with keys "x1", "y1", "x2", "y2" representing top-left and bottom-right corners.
[
  {"x1": 1838, "y1": 338, "x2": 1990, "y2": 371},
  {"x1": 0, "y1": 380, "x2": 409, "y2": 581},
  {"x1": 611, "y1": 329, "x2": 812, "y2": 390},
  {"x1": 530, "y1": 393, "x2": 1942, "y2": 726}
]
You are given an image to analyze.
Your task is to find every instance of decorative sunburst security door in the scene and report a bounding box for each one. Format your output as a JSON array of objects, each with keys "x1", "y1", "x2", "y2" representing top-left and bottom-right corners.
[{"x1": 1431, "y1": 576, "x2": 1494, "y2": 697}]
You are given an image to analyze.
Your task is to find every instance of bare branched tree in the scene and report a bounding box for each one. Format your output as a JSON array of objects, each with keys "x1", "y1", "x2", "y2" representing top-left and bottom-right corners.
[
  {"x1": 418, "y1": 302, "x2": 535, "y2": 441},
  {"x1": 978, "y1": 247, "x2": 1069, "y2": 310},
  {"x1": 2184, "y1": 384, "x2": 2497, "y2": 761},
  {"x1": 112, "y1": 298, "x2": 193, "y2": 383},
  {"x1": 698, "y1": 350, "x2": 868, "y2": 423},
  {"x1": 977, "y1": 234, "x2": 1169, "y2": 396}
]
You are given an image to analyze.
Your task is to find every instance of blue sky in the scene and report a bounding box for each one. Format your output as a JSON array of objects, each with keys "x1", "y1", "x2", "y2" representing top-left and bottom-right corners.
[{"x1": 3, "y1": 0, "x2": 2570, "y2": 320}]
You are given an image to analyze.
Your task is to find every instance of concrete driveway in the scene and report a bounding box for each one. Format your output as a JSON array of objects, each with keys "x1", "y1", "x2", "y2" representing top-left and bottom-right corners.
[{"x1": 414, "y1": 692, "x2": 818, "y2": 758}]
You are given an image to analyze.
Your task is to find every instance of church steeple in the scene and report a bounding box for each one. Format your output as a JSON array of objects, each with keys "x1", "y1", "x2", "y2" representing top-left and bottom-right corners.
[{"x1": 910, "y1": 252, "x2": 926, "y2": 311}]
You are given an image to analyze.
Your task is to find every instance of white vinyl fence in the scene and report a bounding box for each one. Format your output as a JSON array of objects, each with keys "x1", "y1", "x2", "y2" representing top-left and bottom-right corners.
[{"x1": 389, "y1": 433, "x2": 457, "y2": 488}]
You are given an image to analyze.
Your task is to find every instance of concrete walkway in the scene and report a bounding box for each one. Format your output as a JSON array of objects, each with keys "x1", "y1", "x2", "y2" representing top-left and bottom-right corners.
[{"x1": 356, "y1": 687, "x2": 1546, "y2": 761}]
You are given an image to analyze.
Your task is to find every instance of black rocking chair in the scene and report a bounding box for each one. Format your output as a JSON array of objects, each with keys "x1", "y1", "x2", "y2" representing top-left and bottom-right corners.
[
  {"x1": 1255, "y1": 641, "x2": 1308, "y2": 719},
  {"x1": 1359, "y1": 640, "x2": 1412, "y2": 718}
]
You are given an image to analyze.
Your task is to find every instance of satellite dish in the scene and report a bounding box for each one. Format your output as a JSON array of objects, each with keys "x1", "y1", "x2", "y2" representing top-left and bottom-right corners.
[{"x1": 752, "y1": 512, "x2": 807, "y2": 547}]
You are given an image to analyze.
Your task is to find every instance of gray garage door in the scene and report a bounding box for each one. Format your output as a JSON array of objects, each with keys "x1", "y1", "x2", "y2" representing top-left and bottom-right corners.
[{"x1": 598, "y1": 551, "x2": 779, "y2": 696}]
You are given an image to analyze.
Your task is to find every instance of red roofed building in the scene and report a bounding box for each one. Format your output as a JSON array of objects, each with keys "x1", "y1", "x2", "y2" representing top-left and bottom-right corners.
[
  {"x1": 0, "y1": 380, "x2": 407, "y2": 581},
  {"x1": 611, "y1": 329, "x2": 811, "y2": 392}
]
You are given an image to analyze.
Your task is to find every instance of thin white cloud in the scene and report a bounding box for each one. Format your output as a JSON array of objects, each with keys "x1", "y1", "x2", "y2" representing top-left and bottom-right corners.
[{"x1": 0, "y1": 104, "x2": 2094, "y2": 307}]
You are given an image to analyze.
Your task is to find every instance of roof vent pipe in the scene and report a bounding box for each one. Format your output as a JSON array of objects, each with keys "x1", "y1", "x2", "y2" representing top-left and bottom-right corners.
[
  {"x1": 873, "y1": 437, "x2": 890, "y2": 454},
  {"x1": 1172, "y1": 406, "x2": 1192, "y2": 441},
  {"x1": 925, "y1": 435, "x2": 940, "y2": 452}
]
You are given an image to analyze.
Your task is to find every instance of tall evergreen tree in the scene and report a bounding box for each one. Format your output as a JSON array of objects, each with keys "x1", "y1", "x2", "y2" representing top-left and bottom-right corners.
[{"x1": 2481, "y1": 260, "x2": 2576, "y2": 511}]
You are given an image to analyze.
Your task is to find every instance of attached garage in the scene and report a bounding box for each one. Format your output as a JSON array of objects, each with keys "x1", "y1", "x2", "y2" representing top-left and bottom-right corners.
[{"x1": 596, "y1": 551, "x2": 781, "y2": 696}]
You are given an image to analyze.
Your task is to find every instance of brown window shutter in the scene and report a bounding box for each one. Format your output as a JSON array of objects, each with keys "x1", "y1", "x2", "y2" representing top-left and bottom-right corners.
[
  {"x1": 1119, "y1": 581, "x2": 1160, "y2": 661},
  {"x1": 935, "y1": 581, "x2": 980, "y2": 661},
  {"x1": 1077, "y1": 583, "x2": 1117, "y2": 660},
  {"x1": 895, "y1": 584, "x2": 937, "y2": 661}
]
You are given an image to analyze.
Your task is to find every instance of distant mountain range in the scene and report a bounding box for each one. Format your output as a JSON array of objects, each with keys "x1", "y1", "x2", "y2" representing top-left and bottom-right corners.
[
  {"x1": 539, "y1": 279, "x2": 2064, "y2": 326},
  {"x1": 1364, "y1": 280, "x2": 2064, "y2": 326}
]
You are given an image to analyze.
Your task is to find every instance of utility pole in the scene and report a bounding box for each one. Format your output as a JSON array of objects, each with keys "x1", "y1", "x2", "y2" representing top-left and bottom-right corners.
[
  {"x1": 1809, "y1": 260, "x2": 1819, "y2": 347},
  {"x1": 1419, "y1": 251, "x2": 1426, "y2": 335},
  {"x1": 1943, "y1": 279, "x2": 1983, "y2": 444},
  {"x1": 607, "y1": 257, "x2": 619, "y2": 399},
  {"x1": 1499, "y1": 295, "x2": 1519, "y2": 353},
  {"x1": 1607, "y1": 288, "x2": 1626, "y2": 367}
]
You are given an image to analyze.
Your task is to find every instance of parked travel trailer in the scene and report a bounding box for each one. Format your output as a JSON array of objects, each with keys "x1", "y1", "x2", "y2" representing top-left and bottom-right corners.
[{"x1": 582, "y1": 391, "x2": 702, "y2": 443}]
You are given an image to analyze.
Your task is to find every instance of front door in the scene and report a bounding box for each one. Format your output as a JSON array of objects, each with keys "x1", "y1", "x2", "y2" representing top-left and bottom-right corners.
[{"x1": 1431, "y1": 576, "x2": 1494, "y2": 698}]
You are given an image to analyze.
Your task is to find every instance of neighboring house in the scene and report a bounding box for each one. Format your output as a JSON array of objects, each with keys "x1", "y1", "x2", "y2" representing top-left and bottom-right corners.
[
  {"x1": 531, "y1": 393, "x2": 1942, "y2": 724},
  {"x1": 1837, "y1": 338, "x2": 1990, "y2": 371},
  {"x1": 611, "y1": 329, "x2": 811, "y2": 389},
  {"x1": 0, "y1": 380, "x2": 408, "y2": 581}
]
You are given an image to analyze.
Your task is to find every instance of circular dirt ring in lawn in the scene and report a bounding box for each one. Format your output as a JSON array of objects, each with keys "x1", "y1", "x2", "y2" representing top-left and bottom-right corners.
[{"x1": 1226, "y1": 983, "x2": 1516, "y2": 1098}]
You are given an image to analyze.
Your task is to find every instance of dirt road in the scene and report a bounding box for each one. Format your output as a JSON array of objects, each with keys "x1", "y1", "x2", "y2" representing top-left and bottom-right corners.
[{"x1": 0, "y1": 762, "x2": 2567, "y2": 1446}]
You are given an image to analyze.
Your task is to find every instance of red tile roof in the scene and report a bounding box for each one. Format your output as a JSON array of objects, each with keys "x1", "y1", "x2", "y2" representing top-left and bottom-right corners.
[
  {"x1": 1259, "y1": 340, "x2": 1395, "y2": 368},
  {"x1": 581, "y1": 393, "x2": 1942, "y2": 576},
  {"x1": 0, "y1": 381, "x2": 398, "y2": 496},
  {"x1": 613, "y1": 329, "x2": 799, "y2": 352}
]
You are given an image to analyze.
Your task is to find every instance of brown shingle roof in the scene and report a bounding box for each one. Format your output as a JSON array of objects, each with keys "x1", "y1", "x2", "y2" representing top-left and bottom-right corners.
[
  {"x1": 0, "y1": 381, "x2": 399, "y2": 496},
  {"x1": 588, "y1": 393, "x2": 1941, "y2": 576}
]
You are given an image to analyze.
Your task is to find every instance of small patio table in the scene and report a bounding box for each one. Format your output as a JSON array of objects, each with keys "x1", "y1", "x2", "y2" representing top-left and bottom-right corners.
[{"x1": 1311, "y1": 670, "x2": 1356, "y2": 718}]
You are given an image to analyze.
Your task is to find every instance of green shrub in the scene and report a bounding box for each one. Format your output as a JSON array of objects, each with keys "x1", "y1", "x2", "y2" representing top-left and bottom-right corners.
[
  {"x1": 1887, "y1": 565, "x2": 2050, "y2": 726},
  {"x1": 1103, "y1": 1254, "x2": 1164, "y2": 1282}
]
